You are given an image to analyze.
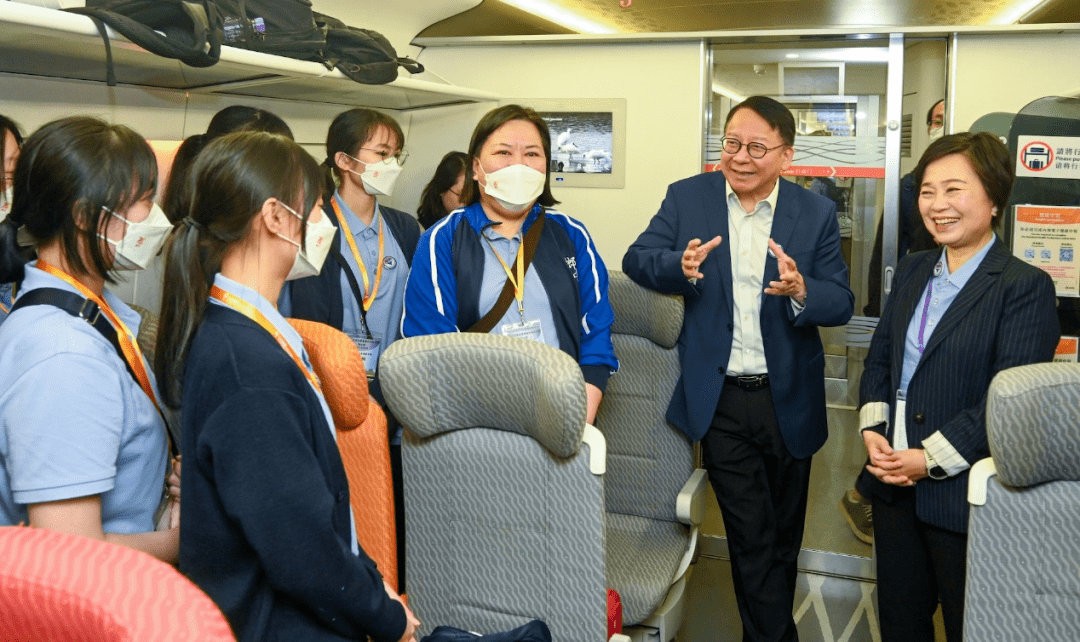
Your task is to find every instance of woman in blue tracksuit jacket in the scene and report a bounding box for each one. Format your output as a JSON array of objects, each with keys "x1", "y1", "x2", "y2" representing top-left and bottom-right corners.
[{"x1": 401, "y1": 105, "x2": 617, "y2": 424}]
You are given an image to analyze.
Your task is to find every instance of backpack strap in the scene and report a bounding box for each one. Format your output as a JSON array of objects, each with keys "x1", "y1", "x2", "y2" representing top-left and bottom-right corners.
[
  {"x1": 466, "y1": 210, "x2": 546, "y2": 334},
  {"x1": 11, "y1": 288, "x2": 138, "y2": 384},
  {"x1": 10, "y1": 288, "x2": 177, "y2": 456}
]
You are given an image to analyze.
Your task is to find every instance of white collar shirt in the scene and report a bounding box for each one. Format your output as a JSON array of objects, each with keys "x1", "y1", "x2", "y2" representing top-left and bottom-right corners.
[{"x1": 725, "y1": 177, "x2": 780, "y2": 376}]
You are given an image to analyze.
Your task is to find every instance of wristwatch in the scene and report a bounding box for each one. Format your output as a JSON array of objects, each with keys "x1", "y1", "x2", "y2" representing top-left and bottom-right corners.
[{"x1": 924, "y1": 449, "x2": 948, "y2": 480}]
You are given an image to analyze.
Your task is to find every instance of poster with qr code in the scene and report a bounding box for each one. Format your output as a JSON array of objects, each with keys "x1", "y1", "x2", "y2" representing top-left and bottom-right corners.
[{"x1": 1013, "y1": 205, "x2": 1080, "y2": 297}]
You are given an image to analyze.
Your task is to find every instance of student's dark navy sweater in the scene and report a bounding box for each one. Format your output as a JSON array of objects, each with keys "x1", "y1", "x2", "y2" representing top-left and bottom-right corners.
[{"x1": 179, "y1": 304, "x2": 406, "y2": 642}]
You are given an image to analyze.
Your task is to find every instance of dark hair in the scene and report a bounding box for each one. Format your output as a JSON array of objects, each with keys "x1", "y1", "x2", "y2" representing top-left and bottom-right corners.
[
  {"x1": 155, "y1": 132, "x2": 323, "y2": 408},
  {"x1": 926, "y1": 99, "x2": 945, "y2": 126},
  {"x1": 161, "y1": 106, "x2": 293, "y2": 223},
  {"x1": 913, "y1": 131, "x2": 1013, "y2": 231},
  {"x1": 0, "y1": 116, "x2": 157, "y2": 285},
  {"x1": 417, "y1": 151, "x2": 469, "y2": 229},
  {"x1": 462, "y1": 104, "x2": 559, "y2": 208},
  {"x1": 724, "y1": 96, "x2": 796, "y2": 147},
  {"x1": 324, "y1": 108, "x2": 405, "y2": 198},
  {"x1": 0, "y1": 115, "x2": 24, "y2": 194},
  {"x1": 206, "y1": 105, "x2": 293, "y2": 140}
]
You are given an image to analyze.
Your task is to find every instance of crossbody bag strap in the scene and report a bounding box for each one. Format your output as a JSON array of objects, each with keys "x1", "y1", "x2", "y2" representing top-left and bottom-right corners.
[
  {"x1": 466, "y1": 210, "x2": 546, "y2": 334},
  {"x1": 10, "y1": 287, "x2": 177, "y2": 456},
  {"x1": 333, "y1": 250, "x2": 374, "y2": 338}
]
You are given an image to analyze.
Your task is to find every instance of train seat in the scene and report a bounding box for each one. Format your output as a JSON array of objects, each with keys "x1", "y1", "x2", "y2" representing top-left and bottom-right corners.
[
  {"x1": 601, "y1": 271, "x2": 706, "y2": 642},
  {"x1": 287, "y1": 318, "x2": 401, "y2": 593},
  {"x1": 965, "y1": 362, "x2": 1080, "y2": 641},
  {"x1": 0, "y1": 525, "x2": 234, "y2": 641},
  {"x1": 380, "y1": 332, "x2": 614, "y2": 640}
]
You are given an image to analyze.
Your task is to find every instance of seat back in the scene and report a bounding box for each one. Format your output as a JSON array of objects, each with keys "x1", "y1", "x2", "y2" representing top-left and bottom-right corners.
[
  {"x1": 380, "y1": 333, "x2": 606, "y2": 641},
  {"x1": 287, "y1": 318, "x2": 399, "y2": 592},
  {"x1": 599, "y1": 271, "x2": 695, "y2": 628},
  {"x1": 0, "y1": 526, "x2": 234, "y2": 641},
  {"x1": 965, "y1": 363, "x2": 1080, "y2": 641}
]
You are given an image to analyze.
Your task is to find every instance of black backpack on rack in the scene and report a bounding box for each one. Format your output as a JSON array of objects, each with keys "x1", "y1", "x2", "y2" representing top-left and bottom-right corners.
[
  {"x1": 68, "y1": 0, "x2": 225, "y2": 84},
  {"x1": 314, "y1": 12, "x2": 424, "y2": 85},
  {"x1": 213, "y1": 0, "x2": 325, "y2": 61}
]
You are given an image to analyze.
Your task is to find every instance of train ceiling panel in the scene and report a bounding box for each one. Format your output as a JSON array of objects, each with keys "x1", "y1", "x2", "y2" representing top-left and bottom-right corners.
[{"x1": 418, "y1": 0, "x2": 1078, "y2": 37}]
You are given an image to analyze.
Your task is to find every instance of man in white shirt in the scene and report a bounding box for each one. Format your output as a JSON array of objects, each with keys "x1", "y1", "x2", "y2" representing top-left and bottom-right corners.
[{"x1": 623, "y1": 96, "x2": 854, "y2": 642}]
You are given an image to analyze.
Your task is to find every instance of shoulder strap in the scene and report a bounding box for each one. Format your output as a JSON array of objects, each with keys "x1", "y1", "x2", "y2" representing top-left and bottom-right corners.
[
  {"x1": 10, "y1": 288, "x2": 177, "y2": 455},
  {"x1": 467, "y1": 211, "x2": 546, "y2": 334},
  {"x1": 333, "y1": 250, "x2": 373, "y2": 338},
  {"x1": 11, "y1": 288, "x2": 139, "y2": 384}
]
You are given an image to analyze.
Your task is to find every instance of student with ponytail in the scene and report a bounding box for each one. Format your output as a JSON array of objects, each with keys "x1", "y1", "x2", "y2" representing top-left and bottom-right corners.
[
  {"x1": 155, "y1": 131, "x2": 418, "y2": 642},
  {"x1": 0, "y1": 116, "x2": 177, "y2": 561}
]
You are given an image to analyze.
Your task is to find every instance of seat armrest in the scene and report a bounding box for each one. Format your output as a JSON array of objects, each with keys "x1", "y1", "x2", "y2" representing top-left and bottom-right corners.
[
  {"x1": 676, "y1": 468, "x2": 708, "y2": 526},
  {"x1": 581, "y1": 423, "x2": 606, "y2": 476},
  {"x1": 968, "y1": 457, "x2": 998, "y2": 507},
  {"x1": 610, "y1": 635, "x2": 632, "y2": 642}
]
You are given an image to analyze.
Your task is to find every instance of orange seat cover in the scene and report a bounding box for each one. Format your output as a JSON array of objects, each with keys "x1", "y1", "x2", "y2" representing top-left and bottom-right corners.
[{"x1": 287, "y1": 318, "x2": 399, "y2": 592}]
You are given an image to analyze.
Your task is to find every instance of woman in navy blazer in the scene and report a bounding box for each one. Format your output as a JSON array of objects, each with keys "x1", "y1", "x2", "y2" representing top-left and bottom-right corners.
[
  {"x1": 155, "y1": 132, "x2": 418, "y2": 642},
  {"x1": 858, "y1": 132, "x2": 1059, "y2": 642}
]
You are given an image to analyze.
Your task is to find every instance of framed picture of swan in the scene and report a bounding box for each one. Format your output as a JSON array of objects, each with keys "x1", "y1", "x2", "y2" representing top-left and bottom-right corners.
[{"x1": 502, "y1": 97, "x2": 626, "y2": 188}]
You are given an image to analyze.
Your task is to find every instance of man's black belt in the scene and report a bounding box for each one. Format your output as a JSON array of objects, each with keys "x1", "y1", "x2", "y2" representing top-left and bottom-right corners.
[{"x1": 725, "y1": 374, "x2": 769, "y2": 392}]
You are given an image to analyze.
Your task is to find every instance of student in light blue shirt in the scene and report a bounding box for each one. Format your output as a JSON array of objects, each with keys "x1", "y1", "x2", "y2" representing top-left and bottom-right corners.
[{"x1": 0, "y1": 116, "x2": 177, "y2": 563}]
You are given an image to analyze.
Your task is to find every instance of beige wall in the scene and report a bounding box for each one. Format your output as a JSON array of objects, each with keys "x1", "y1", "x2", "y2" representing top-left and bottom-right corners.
[
  {"x1": 398, "y1": 41, "x2": 705, "y2": 267},
  {"x1": 952, "y1": 32, "x2": 1080, "y2": 134}
]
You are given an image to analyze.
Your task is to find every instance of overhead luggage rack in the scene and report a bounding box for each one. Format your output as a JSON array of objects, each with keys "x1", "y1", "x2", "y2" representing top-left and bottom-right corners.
[{"x1": 0, "y1": 2, "x2": 497, "y2": 111}]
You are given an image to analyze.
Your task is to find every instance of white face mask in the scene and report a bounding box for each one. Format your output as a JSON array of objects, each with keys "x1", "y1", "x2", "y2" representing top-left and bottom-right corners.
[
  {"x1": 0, "y1": 185, "x2": 11, "y2": 222},
  {"x1": 344, "y1": 153, "x2": 402, "y2": 197},
  {"x1": 928, "y1": 126, "x2": 944, "y2": 142},
  {"x1": 477, "y1": 162, "x2": 546, "y2": 214},
  {"x1": 101, "y1": 203, "x2": 173, "y2": 271},
  {"x1": 276, "y1": 200, "x2": 338, "y2": 281}
]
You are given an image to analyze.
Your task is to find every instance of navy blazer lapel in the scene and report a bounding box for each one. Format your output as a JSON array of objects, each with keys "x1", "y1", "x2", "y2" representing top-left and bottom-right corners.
[
  {"x1": 918, "y1": 239, "x2": 1008, "y2": 365},
  {"x1": 711, "y1": 173, "x2": 734, "y2": 322},
  {"x1": 890, "y1": 252, "x2": 937, "y2": 386},
  {"x1": 766, "y1": 179, "x2": 799, "y2": 285}
]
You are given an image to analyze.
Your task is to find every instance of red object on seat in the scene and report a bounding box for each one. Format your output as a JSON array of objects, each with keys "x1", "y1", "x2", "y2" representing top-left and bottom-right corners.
[
  {"x1": 0, "y1": 526, "x2": 234, "y2": 641},
  {"x1": 608, "y1": 588, "x2": 624, "y2": 637}
]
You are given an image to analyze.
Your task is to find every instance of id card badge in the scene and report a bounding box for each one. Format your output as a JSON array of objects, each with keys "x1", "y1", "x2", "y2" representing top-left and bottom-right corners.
[
  {"x1": 893, "y1": 389, "x2": 909, "y2": 451},
  {"x1": 347, "y1": 332, "x2": 381, "y2": 378},
  {"x1": 501, "y1": 318, "x2": 545, "y2": 344}
]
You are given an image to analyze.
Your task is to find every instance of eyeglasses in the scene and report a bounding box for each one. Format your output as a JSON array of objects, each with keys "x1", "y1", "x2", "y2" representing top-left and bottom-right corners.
[
  {"x1": 721, "y1": 138, "x2": 787, "y2": 159},
  {"x1": 357, "y1": 148, "x2": 409, "y2": 166}
]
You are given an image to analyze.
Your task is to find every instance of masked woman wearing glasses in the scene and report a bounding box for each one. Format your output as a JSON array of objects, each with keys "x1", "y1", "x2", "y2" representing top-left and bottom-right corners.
[
  {"x1": 281, "y1": 108, "x2": 422, "y2": 387},
  {"x1": 402, "y1": 104, "x2": 618, "y2": 425}
]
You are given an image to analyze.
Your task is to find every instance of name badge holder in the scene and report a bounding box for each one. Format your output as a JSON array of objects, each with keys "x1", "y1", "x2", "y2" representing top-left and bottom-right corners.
[
  {"x1": 501, "y1": 317, "x2": 545, "y2": 343},
  {"x1": 346, "y1": 318, "x2": 381, "y2": 378},
  {"x1": 893, "y1": 389, "x2": 909, "y2": 451}
]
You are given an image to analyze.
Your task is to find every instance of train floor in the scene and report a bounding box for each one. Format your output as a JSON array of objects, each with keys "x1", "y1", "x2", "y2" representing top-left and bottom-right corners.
[{"x1": 678, "y1": 406, "x2": 948, "y2": 642}]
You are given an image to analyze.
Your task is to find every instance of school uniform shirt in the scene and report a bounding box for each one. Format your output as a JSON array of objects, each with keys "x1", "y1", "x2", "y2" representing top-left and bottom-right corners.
[
  {"x1": 180, "y1": 274, "x2": 405, "y2": 642},
  {"x1": 401, "y1": 202, "x2": 618, "y2": 390},
  {"x1": 0, "y1": 261, "x2": 167, "y2": 531}
]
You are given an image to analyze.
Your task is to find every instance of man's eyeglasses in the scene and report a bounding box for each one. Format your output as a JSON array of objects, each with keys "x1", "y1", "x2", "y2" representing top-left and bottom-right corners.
[{"x1": 720, "y1": 138, "x2": 787, "y2": 159}]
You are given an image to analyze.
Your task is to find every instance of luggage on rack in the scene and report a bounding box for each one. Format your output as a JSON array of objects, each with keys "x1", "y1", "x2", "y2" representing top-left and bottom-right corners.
[
  {"x1": 314, "y1": 12, "x2": 424, "y2": 85},
  {"x1": 214, "y1": 0, "x2": 324, "y2": 61},
  {"x1": 67, "y1": 0, "x2": 224, "y2": 84}
]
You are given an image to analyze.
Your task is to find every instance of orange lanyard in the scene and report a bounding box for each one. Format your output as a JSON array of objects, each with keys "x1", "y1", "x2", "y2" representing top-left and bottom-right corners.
[
  {"x1": 332, "y1": 199, "x2": 384, "y2": 312},
  {"x1": 36, "y1": 260, "x2": 161, "y2": 412},
  {"x1": 209, "y1": 285, "x2": 322, "y2": 394},
  {"x1": 483, "y1": 235, "x2": 526, "y2": 321}
]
